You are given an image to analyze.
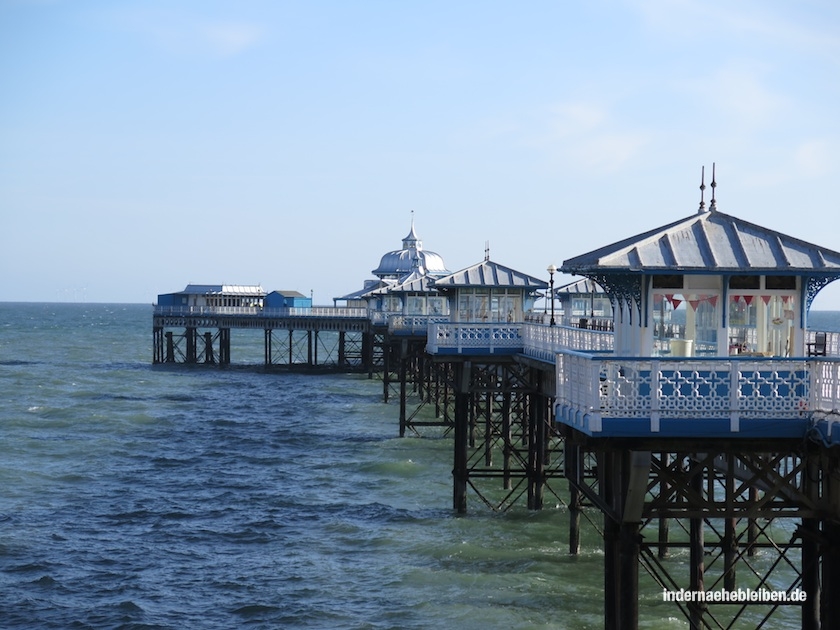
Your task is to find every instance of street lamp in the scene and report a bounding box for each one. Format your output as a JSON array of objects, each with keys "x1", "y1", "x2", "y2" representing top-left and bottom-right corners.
[{"x1": 546, "y1": 264, "x2": 557, "y2": 326}]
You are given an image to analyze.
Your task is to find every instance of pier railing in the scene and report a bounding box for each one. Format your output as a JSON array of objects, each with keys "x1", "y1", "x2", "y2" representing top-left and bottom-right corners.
[
  {"x1": 388, "y1": 315, "x2": 449, "y2": 335},
  {"x1": 522, "y1": 323, "x2": 614, "y2": 362},
  {"x1": 806, "y1": 329, "x2": 840, "y2": 356},
  {"x1": 554, "y1": 350, "x2": 840, "y2": 435},
  {"x1": 153, "y1": 305, "x2": 369, "y2": 318},
  {"x1": 426, "y1": 323, "x2": 523, "y2": 354}
]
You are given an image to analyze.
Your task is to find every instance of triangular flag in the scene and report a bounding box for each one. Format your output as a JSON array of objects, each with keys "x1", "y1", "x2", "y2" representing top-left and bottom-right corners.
[{"x1": 761, "y1": 295, "x2": 772, "y2": 305}]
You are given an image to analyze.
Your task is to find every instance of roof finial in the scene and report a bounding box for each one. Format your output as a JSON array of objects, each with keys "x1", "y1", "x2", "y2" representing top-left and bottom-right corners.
[
  {"x1": 484, "y1": 240, "x2": 490, "y2": 262},
  {"x1": 698, "y1": 165, "x2": 706, "y2": 214},
  {"x1": 709, "y1": 162, "x2": 717, "y2": 212}
]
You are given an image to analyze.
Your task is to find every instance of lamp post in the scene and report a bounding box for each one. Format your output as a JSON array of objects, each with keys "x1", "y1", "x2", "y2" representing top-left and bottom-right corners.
[{"x1": 547, "y1": 264, "x2": 557, "y2": 326}]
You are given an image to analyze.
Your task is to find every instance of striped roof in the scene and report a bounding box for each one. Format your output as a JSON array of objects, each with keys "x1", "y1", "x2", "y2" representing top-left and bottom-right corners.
[
  {"x1": 183, "y1": 284, "x2": 266, "y2": 295},
  {"x1": 562, "y1": 209, "x2": 840, "y2": 275},
  {"x1": 432, "y1": 259, "x2": 548, "y2": 289},
  {"x1": 368, "y1": 269, "x2": 438, "y2": 295},
  {"x1": 555, "y1": 278, "x2": 606, "y2": 294}
]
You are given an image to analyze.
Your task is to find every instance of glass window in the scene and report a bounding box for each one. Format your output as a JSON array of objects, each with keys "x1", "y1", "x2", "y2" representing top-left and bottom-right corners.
[
  {"x1": 407, "y1": 296, "x2": 426, "y2": 314},
  {"x1": 728, "y1": 293, "x2": 795, "y2": 356},
  {"x1": 652, "y1": 292, "x2": 719, "y2": 356},
  {"x1": 384, "y1": 296, "x2": 402, "y2": 312}
]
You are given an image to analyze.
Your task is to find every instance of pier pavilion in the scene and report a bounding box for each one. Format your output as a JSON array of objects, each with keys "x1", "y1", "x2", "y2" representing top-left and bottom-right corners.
[
  {"x1": 541, "y1": 177, "x2": 840, "y2": 629},
  {"x1": 156, "y1": 283, "x2": 266, "y2": 309},
  {"x1": 414, "y1": 257, "x2": 559, "y2": 510},
  {"x1": 554, "y1": 192, "x2": 840, "y2": 439},
  {"x1": 334, "y1": 216, "x2": 451, "y2": 312}
]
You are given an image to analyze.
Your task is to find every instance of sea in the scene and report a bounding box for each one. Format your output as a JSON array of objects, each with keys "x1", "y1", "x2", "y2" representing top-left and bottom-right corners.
[{"x1": 1, "y1": 303, "x2": 839, "y2": 630}]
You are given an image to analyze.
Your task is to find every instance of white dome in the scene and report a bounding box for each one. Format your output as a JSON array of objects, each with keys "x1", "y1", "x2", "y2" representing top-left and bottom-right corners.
[{"x1": 372, "y1": 220, "x2": 449, "y2": 279}]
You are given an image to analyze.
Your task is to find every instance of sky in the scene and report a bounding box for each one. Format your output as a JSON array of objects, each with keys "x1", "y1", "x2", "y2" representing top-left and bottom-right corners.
[{"x1": 2, "y1": 0, "x2": 840, "y2": 308}]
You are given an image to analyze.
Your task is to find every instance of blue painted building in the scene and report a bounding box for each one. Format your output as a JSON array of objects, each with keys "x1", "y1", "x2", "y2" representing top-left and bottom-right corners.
[{"x1": 265, "y1": 290, "x2": 312, "y2": 309}]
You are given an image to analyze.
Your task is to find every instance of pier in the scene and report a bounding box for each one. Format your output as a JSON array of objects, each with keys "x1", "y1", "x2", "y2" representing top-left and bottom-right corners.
[
  {"x1": 153, "y1": 300, "x2": 374, "y2": 370},
  {"x1": 152, "y1": 192, "x2": 840, "y2": 628}
]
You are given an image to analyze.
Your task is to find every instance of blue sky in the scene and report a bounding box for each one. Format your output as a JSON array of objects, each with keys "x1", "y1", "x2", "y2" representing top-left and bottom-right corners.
[{"x1": 2, "y1": 0, "x2": 840, "y2": 308}]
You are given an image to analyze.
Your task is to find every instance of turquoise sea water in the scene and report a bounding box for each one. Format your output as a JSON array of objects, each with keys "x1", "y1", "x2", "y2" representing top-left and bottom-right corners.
[{"x1": 2, "y1": 303, "x2": 836, "y2": 629}]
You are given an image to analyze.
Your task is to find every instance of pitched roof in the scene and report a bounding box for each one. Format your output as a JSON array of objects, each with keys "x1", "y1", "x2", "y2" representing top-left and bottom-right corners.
[
  {"x1": 562, "y1": 209, "x2": 840, "y2": 275},
  {"x1": 183, "y1": 284, "x2": 266, "y2": 295},
  {"x1": 433, "y1": 259, "x2": 548, "y2": 289},
  {"x1": 268, "y1": 290, "x2": 306, "y2": 298},
  {"x1": 555, "y1": 278, "x2": 606, "y2": 294},
  {"x1": 368, "y1": 269, "x2": 439, "y2": 295}
]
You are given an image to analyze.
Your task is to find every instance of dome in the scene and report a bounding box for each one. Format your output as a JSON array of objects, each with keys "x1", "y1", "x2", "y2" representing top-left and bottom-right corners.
[{"x1": 371, "y1": 219, "x2": 449, "y2": 279}]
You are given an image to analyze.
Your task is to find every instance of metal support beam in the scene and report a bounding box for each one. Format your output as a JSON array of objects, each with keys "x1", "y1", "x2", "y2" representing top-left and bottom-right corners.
[{"x1": 453, "y1": 361, "x2": 471, "y2": 514}]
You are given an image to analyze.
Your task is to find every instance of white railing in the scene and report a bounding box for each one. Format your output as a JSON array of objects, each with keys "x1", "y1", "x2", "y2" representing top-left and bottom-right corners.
[
  {"x1": 811, "y1": 360, "x2": 840, "y2": 412},
  {"x1": 522, "y1": 323, "x2": 614, "y2": 361},
  {"x1": 153, "y1": 305, "x2": 369, "y2": 318},
  {"x1": 426, "y1": 323, "x2": 523, "y2": 354},
  {"x1": 388, "y1": 315, "x2": 449, "y2": 334},
  {"x1": 522, "y1": 323, "x2": 838, "y2": 361},
  {"x1": 555, "y1": 350, "x2": 838, "y2": 433},
  {"x1": 369, "y1": 312, "x2": 389, "y2": 325},
  {"x1": 805, "y1": 330, "x2": 840, "y2": 356}
]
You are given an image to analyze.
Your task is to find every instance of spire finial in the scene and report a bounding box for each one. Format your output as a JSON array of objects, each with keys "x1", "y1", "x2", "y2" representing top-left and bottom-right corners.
[
  {"x1": 698, "y1": 165, "x2": 706, "y2": 214},
  {"x1": 402, "y1": 210, "x2": 421, "y2": 250},
  {"x1": 709, "y1": 162, "x2": 717, "y2": 211},
  {"x1": 484, "y1": 240, "x2": 490, "y2": 262}
]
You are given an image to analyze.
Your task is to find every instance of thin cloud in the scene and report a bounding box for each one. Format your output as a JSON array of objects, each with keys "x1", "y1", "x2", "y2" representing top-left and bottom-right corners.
[
  {"x1": 536, "y1": 102, "x2": 650, "y2": 173},
  {"x1": 104, "y1": 7, "x2": 264, "y2": 57},
  {"x1": 200, "y1": 22, "x2": 264, "y2": 57},
  {"x1": 630, "y1": 0, "x2": 840, "y2": 62},
  {"x1": 680, "y1": 62, "x2": 790, "y2": 129}
]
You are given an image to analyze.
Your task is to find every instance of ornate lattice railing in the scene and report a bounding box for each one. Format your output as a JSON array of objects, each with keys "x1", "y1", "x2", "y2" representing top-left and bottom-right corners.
[
  {"x1": 426, "y1": 323, "x2": 523, "y2": 354},
  {"x1": 555, "y1": 350, "x2": 829, "y2": 433}
]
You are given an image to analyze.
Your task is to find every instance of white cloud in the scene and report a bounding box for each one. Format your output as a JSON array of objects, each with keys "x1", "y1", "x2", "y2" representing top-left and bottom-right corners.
[
  {"x1": 547, "y1": 103, "x2": 606, "y2": 137},
  {"x1": 533, "y1": 102, "x2": 650, "y2": 173},
  {"x1": 105, "y1": 8, "x2": 264, "y2": 57},
  {"x1": 200, "y1": 22, "x2": 264, "y2": 57},
  {"x1": 630, "y1": 0, "x2": 840, "y2": 61}
]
